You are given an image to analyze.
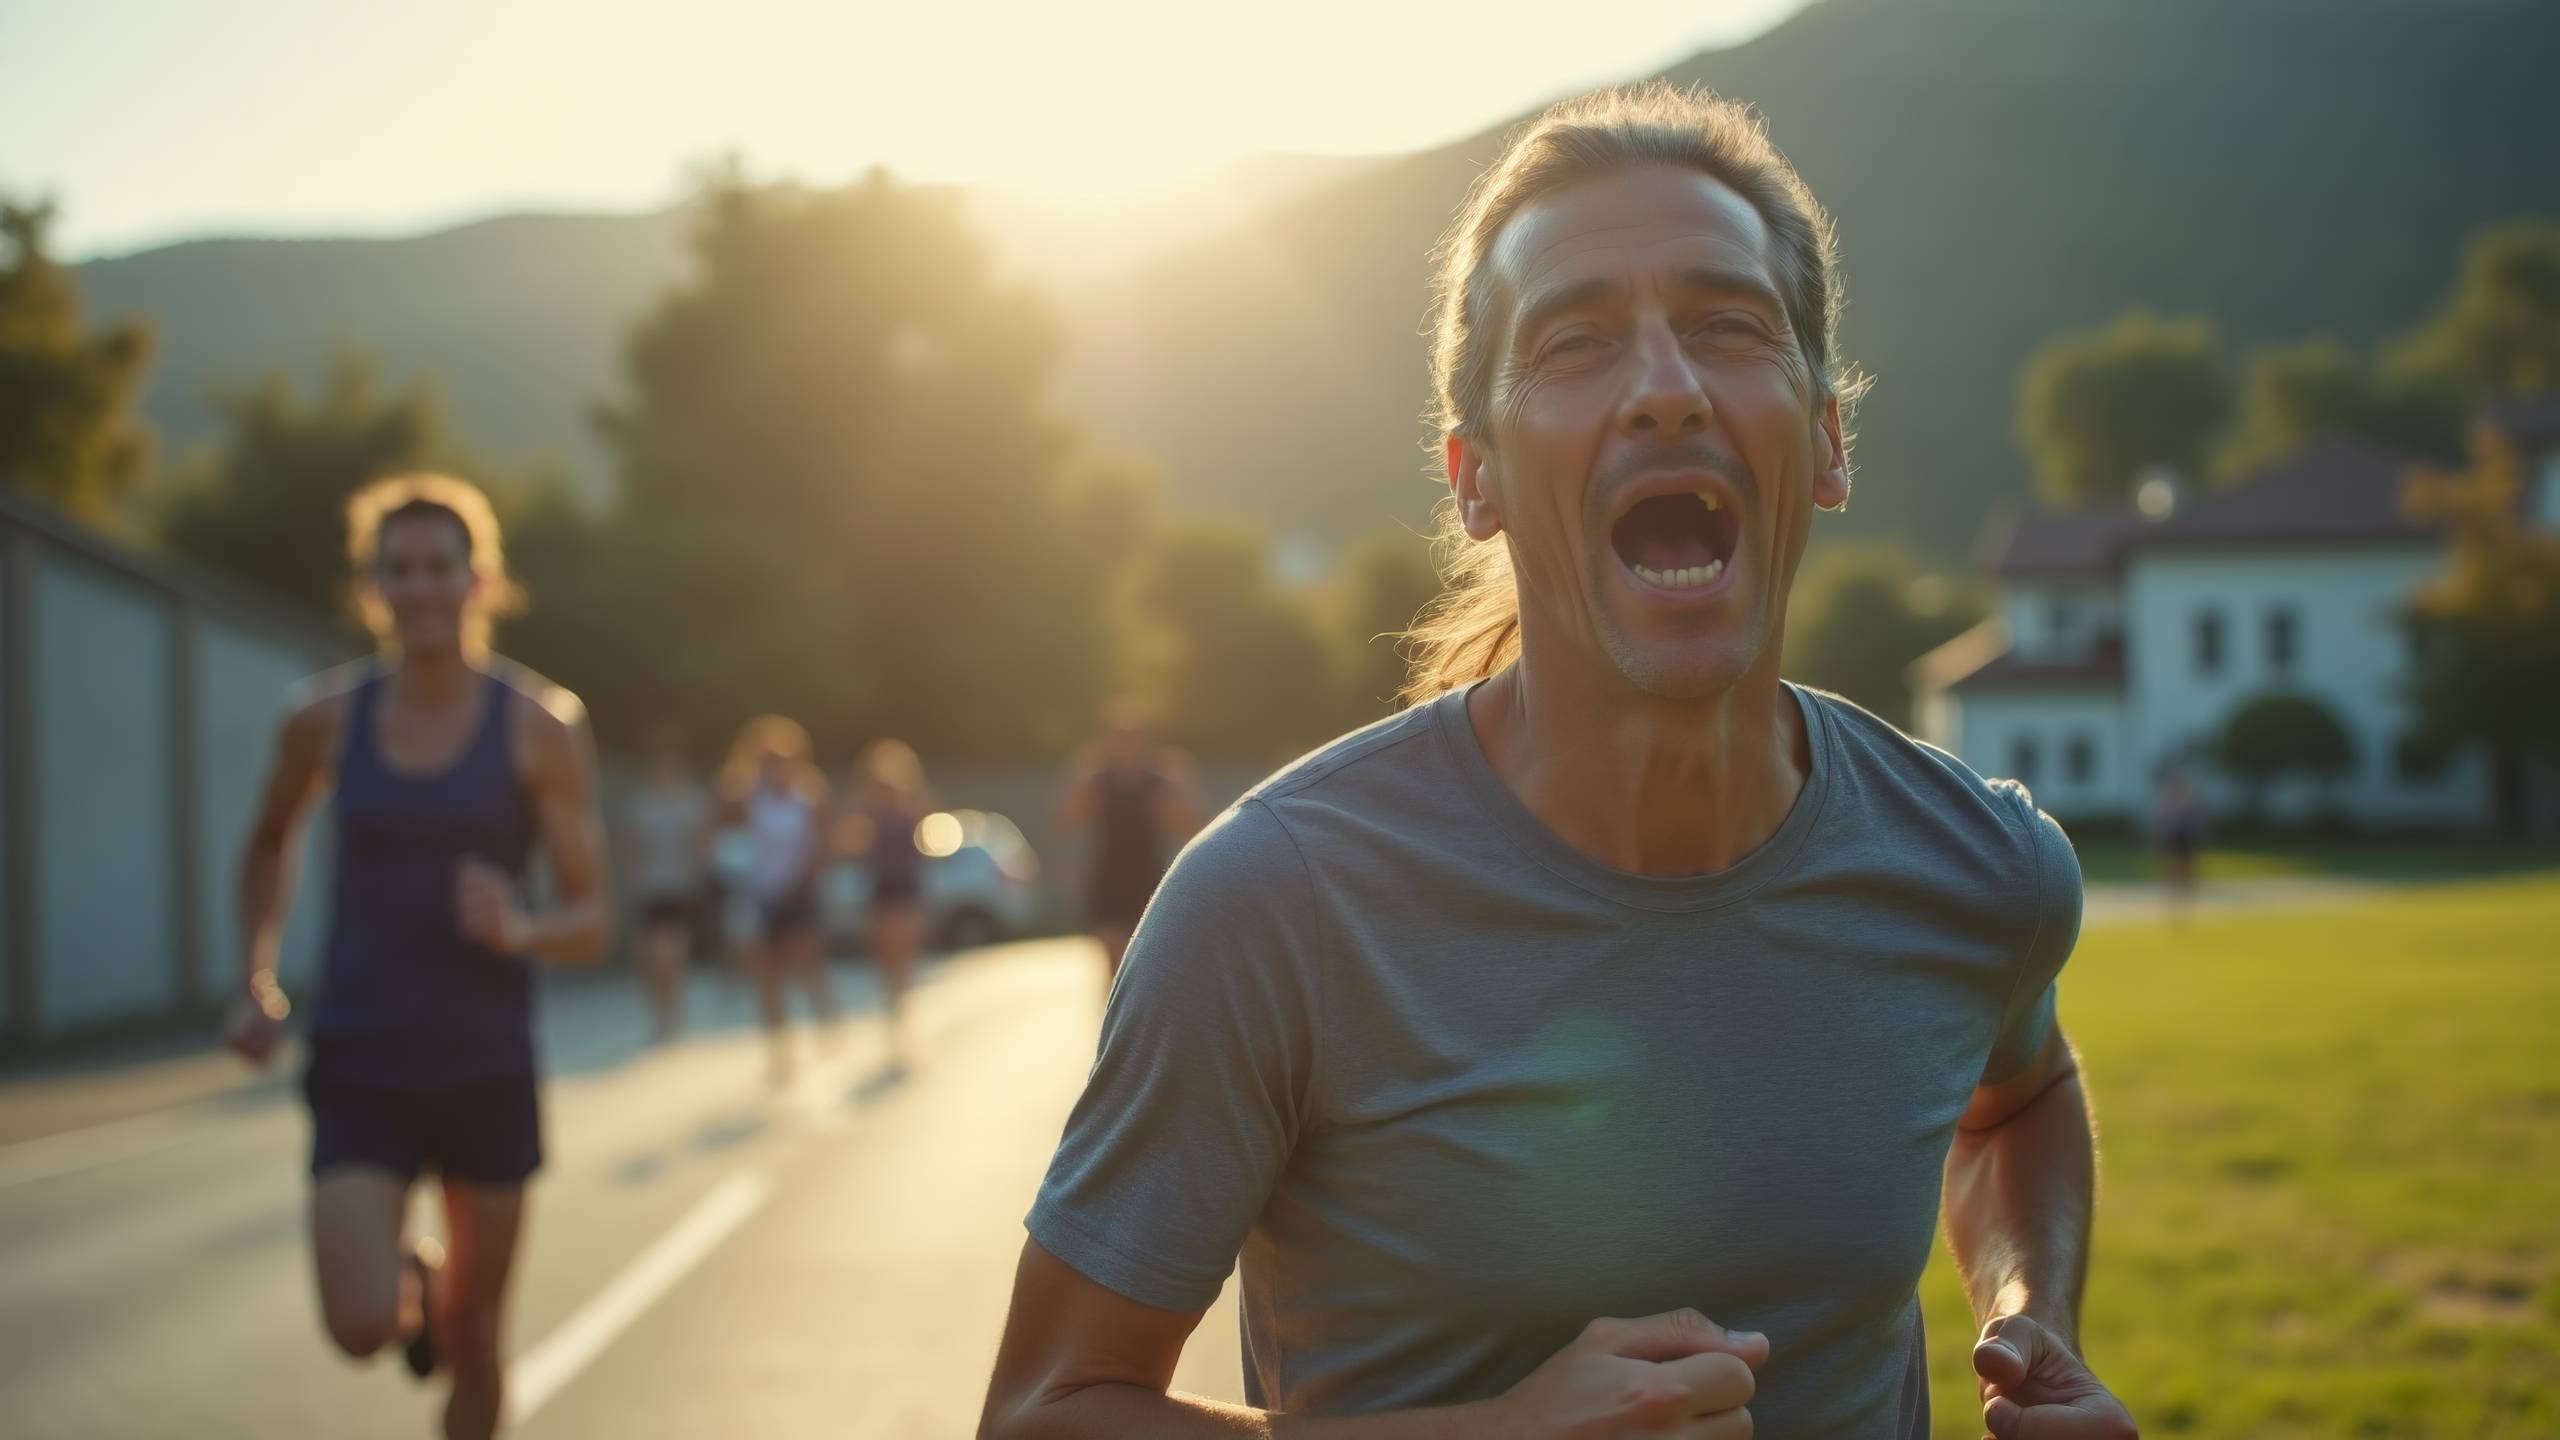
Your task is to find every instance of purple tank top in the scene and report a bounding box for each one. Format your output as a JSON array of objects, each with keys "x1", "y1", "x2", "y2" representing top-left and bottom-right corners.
[{"x1": 310, "y1": 669, "x2": 537, "y2": 1085}]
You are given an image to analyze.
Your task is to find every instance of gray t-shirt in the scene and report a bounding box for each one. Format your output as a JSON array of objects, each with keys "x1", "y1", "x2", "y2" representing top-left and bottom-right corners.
[{"x1": 1028, "y1": 682, "x2": 2082, "y2": 1437}]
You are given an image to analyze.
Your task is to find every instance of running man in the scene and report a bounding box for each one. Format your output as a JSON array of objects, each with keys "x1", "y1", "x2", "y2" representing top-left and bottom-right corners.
[
  {"x1": 844, "y1": 739, "x2": 933, "y2": 1067},
  {"x1": 1056, "y1": 702, "x2": 1202, "y2": 981},
  {"x1": 2152, "y1": 768, "x2": 2205, "y2": 925},
  {"x1": 624, "y1": 727, "x2": 711, "y2": 1040},
  {"x1": 720, "y1": 715, "x2": 837, "y2": 1083},
  {"x1": 226, "y1": 473, "x2": 608, "y2": 1440},
  {"x1": 984, "y1": 85, "x2": 2137, "y2": 1438}
]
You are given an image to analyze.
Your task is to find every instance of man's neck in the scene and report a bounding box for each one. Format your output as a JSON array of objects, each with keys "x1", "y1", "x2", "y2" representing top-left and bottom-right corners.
[{"x1": 1466, "y1": 647, "x2": 1809, "y2": 878}]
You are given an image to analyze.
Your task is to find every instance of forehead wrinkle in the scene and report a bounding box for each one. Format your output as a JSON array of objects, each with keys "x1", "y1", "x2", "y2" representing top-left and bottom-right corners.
[{"x1": 1502, "y1": 234, "x2": 1782, "y2": 344}]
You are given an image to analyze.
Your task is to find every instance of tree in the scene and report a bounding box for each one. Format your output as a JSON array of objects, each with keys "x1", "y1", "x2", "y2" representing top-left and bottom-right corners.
[
  {"x1": 0, "y1": 199, "x2": 153, "y2": 523},
  {"x1": 159, "y1": 350, "x2": 477, "y2": 625},
  {"x1": 2216, "y1": 691, "x2": 2356, "y2": 817},
  {"x1": 2217, "y1": 337, "x2": 2459, "y2": 479},
  {"x1": 1121, "y1": 517, "x2": 1341, "y2": 763},
  {"x1": 2386, "y1": 219, "x2": 2560, "y2": 401},
  {"x1": 1785, "y1": 542, "x2": 1983, "y2": 729},
  {"x1": 1328, "y1": 526, "x2": 1443, "y2": 723},
  {"x1": 2016, "y1": 312, "x2": 2229, "y2": 507},
  {"x1": 2401, "y1": 423, "x2": 2560, "y2": 833},
  {"x1": 592, "y1": 166, "x2": 1123, "y2": 760}
]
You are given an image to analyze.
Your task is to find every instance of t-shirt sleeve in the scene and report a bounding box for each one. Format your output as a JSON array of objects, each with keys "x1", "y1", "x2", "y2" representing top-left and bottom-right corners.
[
  {"x1": 1982, "y1": 788, "x2": 2083, "y2": 1084},
  {"x1": 1025, "y1": 798, "x2": 1322, "y2": 1313}
]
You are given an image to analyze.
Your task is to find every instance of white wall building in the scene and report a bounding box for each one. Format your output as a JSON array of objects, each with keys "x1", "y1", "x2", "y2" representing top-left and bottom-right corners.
[{"x1": 1913, "y1": 404, "x2": 2560, "y2": 833}]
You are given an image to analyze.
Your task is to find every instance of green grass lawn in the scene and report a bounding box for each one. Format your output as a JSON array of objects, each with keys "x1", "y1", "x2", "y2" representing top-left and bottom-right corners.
[
  {"x1": 1916, "y1": 872, "x2": 2560, "y2": 1438},
  {"x1": 2071, "y1": 840, "x2": 2560, "y2": 887}
]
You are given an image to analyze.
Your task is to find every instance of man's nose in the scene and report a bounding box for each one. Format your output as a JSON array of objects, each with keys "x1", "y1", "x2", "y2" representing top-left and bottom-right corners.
[{"x1": 1618, "y1": 325, "x2": 1711, "y2": 435}]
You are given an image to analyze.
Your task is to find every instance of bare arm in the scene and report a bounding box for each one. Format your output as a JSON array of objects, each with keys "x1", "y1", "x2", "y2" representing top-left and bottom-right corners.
[
  {"x1": 980, "y1": 1241, "x2": 1763, "y2": 1440},
  {"x1": 1944, "y1": 1025, "x2": 2094, "y2": 1347},
  {"x1": 1154, "y1": 753, "x2": 1207, "y2": 842},
  {"x1": 1054, "y1": 755, "x2": 1101, "y2": 833},
  {"x1": 1945, "y1": 1025, "x2": 2136, "y2": 1436},
  {"x1": 458, "y1": 691, "x2": 610, "y2": 965},
  {"x1": 236, "y1": 694, "x2": 338, "y2": 1001}
]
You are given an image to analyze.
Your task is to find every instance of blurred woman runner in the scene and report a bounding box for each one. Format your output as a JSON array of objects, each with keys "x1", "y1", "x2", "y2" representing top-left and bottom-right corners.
[
  {"x1": 721, "y1": 715, "x2": 838, "y2": 1083},
  {"x1": 1057, "y1": 703, "x2": 1202, "y2": 982},
  {"x1": 226, "y1": 473, "x2": 608, "y2": 1440},
  {"x1": 846, "y1": 740, "x2": 933, "y2": 1069},
  {"x1": 623, "y1": 727, "x2": 711, "y2": 1041}
]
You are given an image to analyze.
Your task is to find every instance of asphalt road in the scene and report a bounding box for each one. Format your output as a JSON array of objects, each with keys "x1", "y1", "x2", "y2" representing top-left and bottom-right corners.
[{"x1": 0, "y1": 941, "x2": 1246, "y2": 1438}]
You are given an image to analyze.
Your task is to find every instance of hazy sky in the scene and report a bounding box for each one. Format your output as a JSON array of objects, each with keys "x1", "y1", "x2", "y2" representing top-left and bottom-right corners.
[{"x1": 2, "y1": 0, "x2": 1803, "y2": 258}]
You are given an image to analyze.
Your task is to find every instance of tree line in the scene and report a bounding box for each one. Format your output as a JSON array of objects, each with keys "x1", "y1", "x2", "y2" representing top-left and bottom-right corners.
[{"x1": 3, "y1": 175, "x2": 1457, "y2": 765}]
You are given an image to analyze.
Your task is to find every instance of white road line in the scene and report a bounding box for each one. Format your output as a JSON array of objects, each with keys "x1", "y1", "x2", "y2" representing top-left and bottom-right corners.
[
  {"x1": 0, "y1": 1110, "x2": 196, "y2": 1192},
  {"x1": 510, "y1": 1169, "x2": 773, "y2": 1424}
]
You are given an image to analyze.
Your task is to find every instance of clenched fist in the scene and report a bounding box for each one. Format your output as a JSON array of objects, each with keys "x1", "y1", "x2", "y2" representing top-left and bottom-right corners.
[
  {"x1": 455, "y1": 856, "x2": 531, "y2": 954},
  {"x1": 1973, "y1": 1314, "x2": 2137, "y2": 1440},
  {"x1": 1486, "y1": 1308, "x2": 1767, "y2": 1438}
]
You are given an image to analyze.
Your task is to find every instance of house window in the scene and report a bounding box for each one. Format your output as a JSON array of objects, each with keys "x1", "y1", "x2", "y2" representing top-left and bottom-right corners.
[
  {"x1": 2266, "y1": 606, "x2": 2299, "y2": 674},
  {"x1": 2047, "y1": 597, "x2": 2075, "y2": 644},
  {"x1": 2194, "y1": 610, "x2": 2225, "y2": 676},
  {"x1": 2010, "y1": 735, "x2": 2040, "y2": 785},
  {"x1": 2065, "y1": 733, "x2": 2096, "y2": 785}
]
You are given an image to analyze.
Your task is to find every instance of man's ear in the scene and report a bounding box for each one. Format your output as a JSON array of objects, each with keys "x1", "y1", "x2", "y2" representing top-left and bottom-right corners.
[
  {"x1": 1812, "y1": 391, "x2": 1850, "y2": 513},
  {"x1": 1447, "y1": 430, "x2": 1505, "y2": 541}
]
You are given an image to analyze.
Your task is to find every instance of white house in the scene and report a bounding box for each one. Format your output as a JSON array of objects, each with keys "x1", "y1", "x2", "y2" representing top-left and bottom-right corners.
[{"x1": 1911, "y1": 401, "x2": 2560, "y2": 832}]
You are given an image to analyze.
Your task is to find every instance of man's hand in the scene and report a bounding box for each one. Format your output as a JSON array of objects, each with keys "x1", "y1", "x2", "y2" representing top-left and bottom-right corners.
[
  {"x1": 1486, "y1": 1309, "x2": 1766, "y2": 1438},
  {"x1": 1972, "y1": 1315, "x2": 2137, "y2": 1439},
  {"x1": 455, "y1": 857, "x2": 531, "y2": 954}
]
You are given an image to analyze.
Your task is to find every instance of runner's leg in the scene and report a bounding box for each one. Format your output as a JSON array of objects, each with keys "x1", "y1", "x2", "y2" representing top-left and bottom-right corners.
[
  {"x1": 311, "y1": 1167, "x2": 414, "y2": 1359},
  {"x1": 437, "y1": 1180, "x2": 527, "y2": 1440}
]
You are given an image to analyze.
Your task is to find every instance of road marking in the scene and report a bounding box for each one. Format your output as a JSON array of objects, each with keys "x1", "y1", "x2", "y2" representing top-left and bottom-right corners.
[
  {"x1": 0, "y1": 1110, "x2": 196, "y2": 1192},
  {"x1": 510, "y1": 1169, "x2": 772, "y2": 1423}
]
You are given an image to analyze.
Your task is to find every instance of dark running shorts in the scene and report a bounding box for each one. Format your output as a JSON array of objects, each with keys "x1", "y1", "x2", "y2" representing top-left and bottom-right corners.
[
  {"x1": 638, "y1": 892, "x2": 695, "y2": 931},
  {"x1": 304, "y1": 1059, "x2": 543, "y2": 1186},
  {"x1": 760, "y1": 886, "x2": 819, "y2": 941}
]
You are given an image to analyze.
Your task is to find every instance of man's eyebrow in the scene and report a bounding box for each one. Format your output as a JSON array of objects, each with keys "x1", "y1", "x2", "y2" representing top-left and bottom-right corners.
[
  {"x1": 1510, "y1": 265, "x2": 1790, "y2": 352},
  {"x1": 1671, "y1": 264, "x2": 1788, "y2": 316},
  {"x1": 1510, "y1": 276, "x2": 1623, "y2": 351}
]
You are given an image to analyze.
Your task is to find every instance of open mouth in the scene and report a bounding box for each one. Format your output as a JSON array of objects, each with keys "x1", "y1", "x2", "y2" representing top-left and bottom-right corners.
[{"x1": 1610, "y1": 490, "x2": 1740, "y2": 591}]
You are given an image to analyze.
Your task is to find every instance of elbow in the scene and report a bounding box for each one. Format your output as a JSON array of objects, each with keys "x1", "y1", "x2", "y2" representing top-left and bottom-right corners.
[
  {"x1": 976, "y1": 1392, "x2": 1034, "y2": 1440},
  {"x1": 979, "y1": 1381, "x2": 1099, "y2": 1440}
]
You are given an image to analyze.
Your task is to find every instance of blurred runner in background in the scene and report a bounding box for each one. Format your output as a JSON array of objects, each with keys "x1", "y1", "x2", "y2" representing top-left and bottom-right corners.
[
  {"x1": 226, "y1": 473, "x2": 608, "y2": 1440},
  {"x1": 624, "y1": 726, "x2": 712, "y2": 1040},
  {"x1": 720, "y1": 715, "x2": 837, "y2": 1084},
  {"x1": 1056, "y1": 702, "x2": 1202, "y2": 983},
  {"x1": 845, "y1": 739, "x2": 935, "y2": 1069}
]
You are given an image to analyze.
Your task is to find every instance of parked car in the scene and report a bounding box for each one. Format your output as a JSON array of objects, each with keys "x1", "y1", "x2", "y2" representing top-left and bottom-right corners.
[{"x1": 818, "y1": 808, "x2": 1041, "y2": 951}]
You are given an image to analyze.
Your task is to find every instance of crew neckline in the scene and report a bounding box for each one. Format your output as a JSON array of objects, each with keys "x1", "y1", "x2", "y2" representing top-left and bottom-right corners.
[{"x1": 1430, "y1": 678, "x2": 1836, "y2": 913}]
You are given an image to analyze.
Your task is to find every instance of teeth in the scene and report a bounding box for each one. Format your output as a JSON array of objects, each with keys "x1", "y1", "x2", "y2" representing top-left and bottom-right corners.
[
  {"x1": 1699, "y1": 492, "x2": 1721, "y2": 511},
  {"x1": 1635, "y1": 558, "x2": 1726, "y2": 589}
]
